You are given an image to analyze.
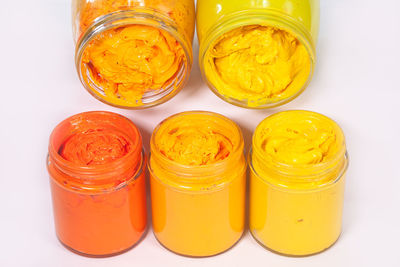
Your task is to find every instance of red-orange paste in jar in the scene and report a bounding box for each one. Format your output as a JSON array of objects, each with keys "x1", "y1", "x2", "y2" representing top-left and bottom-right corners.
[{"x1": 47, "y1": 111, "x2": 147, "y2": 256}]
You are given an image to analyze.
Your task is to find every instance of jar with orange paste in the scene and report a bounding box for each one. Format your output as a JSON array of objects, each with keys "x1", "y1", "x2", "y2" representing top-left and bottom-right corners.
[
  {"x1": 72, "y1": 0, "x2": 195, "y2": 108},
  {"x1": 149, "y1": 111, "x2": 246, "y2": 257},
  {"x1": 47, "y1": 111, "x2": 147, "y2": 256}
]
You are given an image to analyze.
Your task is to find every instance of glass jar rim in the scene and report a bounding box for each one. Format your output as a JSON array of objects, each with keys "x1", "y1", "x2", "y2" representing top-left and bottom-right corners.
[
  {"x1": 149, "y1": 111, "x2": 245, "y2": 179},
  {"x1": 48, "y1": 111, "x2": 143, "y2": 187},
  {"x1": 249, "y1": 150, "x2": 348, "y2": 192},
  {"x1": 250, "y1": 110, "x2": 348, "y2": 186},
  {"x1": 75, "y1": 8, "x2": 193, "y2": 109},
  {"x1": 198, "y1": 9, "x2": 316, "y2": 109}
]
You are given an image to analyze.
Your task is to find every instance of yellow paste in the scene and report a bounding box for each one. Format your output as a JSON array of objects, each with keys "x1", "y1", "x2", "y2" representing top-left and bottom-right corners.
[
  {"x1": 81, "y1": 25, "x2": 186, "y2": 106},
  {"x1": 204, "y1": 25, "x2": 311, "y2": 107},
  {"x1": 150, "y1": 112, "x2": 246, "y2": 256},
  {"x1": 256, "y1": 111, "x2": 341, "y2": 166},
  {"x1": 155, "y1": 125, "x2": 233, "y2": 166},
  {"x1": 250, "y1": 110, "x2": 347, "y2": 255}
]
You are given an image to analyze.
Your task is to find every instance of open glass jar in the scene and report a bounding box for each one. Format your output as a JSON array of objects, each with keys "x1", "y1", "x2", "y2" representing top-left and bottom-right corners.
[
  {"x1": 149, "y1": 111, "x2": 246, "y2": 257},
  {"x1": 197, "y1": 0, "x2": 319, "y2": 108},
  {"x1": 72, "y1": 0, "x2": 195, "y2": 108},
  {"x1": 249, "y1": 110, "x2": 348, "y2": 256},
  {"x1": 47, "y1": 111, "x2": 147, "y2": 256}
]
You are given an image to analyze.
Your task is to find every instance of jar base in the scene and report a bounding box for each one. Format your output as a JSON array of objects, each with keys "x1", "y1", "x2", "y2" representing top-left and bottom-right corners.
[
  {"x1": 57, "y1": 227, "x2": 148, "y2": 258},
  {"x1": 153, "y1": 230, "x2": 245, "y2": 258},
  {"x1": 250, "y1": 230, "x2": 342, "y2": 257}
]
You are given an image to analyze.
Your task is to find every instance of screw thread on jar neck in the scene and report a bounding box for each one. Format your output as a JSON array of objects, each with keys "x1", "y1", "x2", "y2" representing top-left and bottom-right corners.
[{"x1": 250, "y1": 147, "x2": 347, "y2": 187}]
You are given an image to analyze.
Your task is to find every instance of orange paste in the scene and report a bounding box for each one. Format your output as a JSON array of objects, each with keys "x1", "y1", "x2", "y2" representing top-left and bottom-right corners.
[
  {"x1": 59, "y1": 128, "x2": 132, "y2": 165},
  {"x1": 75, "y1": 0, "x2": 195, "y2": 107},
  {"x1": 47, "y1": 111, "x2": 147, "y2": 256},
  {"x1": 149, "y1": 111, "x2": 246, "y2": 256}
]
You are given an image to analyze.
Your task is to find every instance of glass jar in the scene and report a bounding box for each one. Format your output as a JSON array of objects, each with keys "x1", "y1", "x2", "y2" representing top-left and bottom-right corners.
[
  {"x1": 72, "y1": 0, "x2": 195, "y2": 109},
  {"x1": 197, "y1": 0, "x2": 319, "y2": 108},
  {"x1": 249, "y1": 110, "x2": 348, "y2": 256},
  {"x1": 47, "y1": 111, "x2": 147, "y2": 256},
  {"x1": 149, "y1": 111, "x2": 246, "y2": 257}
]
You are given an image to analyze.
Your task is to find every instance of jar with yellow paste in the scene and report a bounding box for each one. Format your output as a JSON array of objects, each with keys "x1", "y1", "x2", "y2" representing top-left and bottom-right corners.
[
  {"x1": 249, "y1": 110, "x2": 348, "y2": 256},
  {"x1": 149, "y1": 111, "x2": 246, "y2": 257},
  {"x1": 72, "y1": 0, "x2": 195, "y2": 108},
  {"x1": 197, "y1": 0, "x2": 319, "y2": 108}
]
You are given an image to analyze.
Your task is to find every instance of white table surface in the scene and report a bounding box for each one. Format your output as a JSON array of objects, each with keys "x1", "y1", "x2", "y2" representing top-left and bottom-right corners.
[{"x1": 1, "y1": 0, "x2": 399, "y2": 266}]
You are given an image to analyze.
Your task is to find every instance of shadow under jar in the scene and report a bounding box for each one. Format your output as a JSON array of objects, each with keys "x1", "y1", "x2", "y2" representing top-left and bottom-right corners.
[
  {"x1": 149, "y1": 111, "x2": 246, "y2": 257},
  {"x1": 197, "y1": 0, "x2": 319, "y2": 108},
  {"x1": 72, "y1": 0, "x2": 195, "y2": 108},
  {"x1": 249, "y1": 110, "x2": 348, "y2": 256},
  {"x1": 47, "y1": 111, "x2": 147, "y2": 257}
]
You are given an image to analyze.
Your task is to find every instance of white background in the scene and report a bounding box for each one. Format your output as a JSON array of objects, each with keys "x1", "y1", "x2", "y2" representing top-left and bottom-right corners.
[{"x1": 1, "y1": 0, "x2": 399, "y2": 266}]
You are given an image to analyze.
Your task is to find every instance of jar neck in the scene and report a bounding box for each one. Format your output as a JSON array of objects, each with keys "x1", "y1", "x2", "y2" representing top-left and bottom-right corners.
[
  {"x1": 75, "y1": 8, "x2": 193, "y2": 109},
  {"x1": 199, "y1": 9, "x2": 316, "y2": 67},
  {"x1": 250, "y1": 146, "x2": 348, "y2": 190},
  {"x1": 48, "y1": 149, "x2": 145, "y2": 193},
  {"x1": 150, "y1": 145, "x2": 244, "y2": 180}
]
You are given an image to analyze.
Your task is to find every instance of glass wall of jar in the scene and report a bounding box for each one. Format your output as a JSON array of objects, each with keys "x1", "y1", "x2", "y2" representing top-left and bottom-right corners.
[
  {"x1": 249, "y1": 110, "x2": 348, "y2": 256},
  {"x1": 197, "y1": 0, "x2": 319, "y2": 109},
  {"x1": 149, "y1": 111, "x2": 246, "y2": 257},
  {"x1": 47, "y1": 111, "x2": 147, "y2": 256},
  {"x1": 72, "y1": 0, "x2": 195, "y2": 108}
]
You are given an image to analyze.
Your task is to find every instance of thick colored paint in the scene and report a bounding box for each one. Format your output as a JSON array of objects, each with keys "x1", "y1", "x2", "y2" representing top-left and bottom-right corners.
[
  {"x1": 204, "y1": 25, "x2": 310, "y2": 107},
  {"x1": 47, "y1": 111, "x2": 147, "y2": 256},
  {"x1": 197, "y1": 0, "x2": 319, "y2": 108},
  {"x1": 249, "y1": 110, "x2": 348, "y2": 256},
  {"x1": 73, "y1": 0, "x2": 195, "y2": 108},
  {"x1": 149, "y1": 111, "x2": 246, "y2": 257}
]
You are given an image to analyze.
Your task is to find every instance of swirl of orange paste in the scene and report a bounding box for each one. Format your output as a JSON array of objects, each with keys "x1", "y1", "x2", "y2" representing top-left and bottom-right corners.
[
  {"x1": 59, "y1": 129, "x2": 132, "y2": 165},
  {"x1": 77, "y1": 0, "x2": 193, "y2": 107},
  {"x1": 82, "y1": 26, "x2": 185, "y2": 106},
  {"x1": 156, "y1": 126, "x2": 233, "y2": 166}
]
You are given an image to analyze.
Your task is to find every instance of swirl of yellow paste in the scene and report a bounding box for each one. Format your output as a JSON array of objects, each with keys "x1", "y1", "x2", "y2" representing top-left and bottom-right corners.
[
  {"x1": 81, "y1": 25, "x2": 185, "y2": 106},
  {"x1": 59, "y1": 129, "x2": 132, "y2": 166},
  {"x1": 156, "y1": 126, "x2": 233, "y2": 166},
  {"x1": 204, "y1": 25, "x2": 311, "y2": 107},
  {"x1": 254, "y1": 111, "x2": 344, "y2": 166},
  {"x1": 152, "y1": 113, "x2": 240, "y2": 166}
]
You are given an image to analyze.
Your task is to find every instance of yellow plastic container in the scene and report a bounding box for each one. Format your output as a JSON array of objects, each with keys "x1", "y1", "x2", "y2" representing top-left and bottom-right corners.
[
  {"x1": 149, "y1": 111, "x2": 246, "y2": 257},
  {"x1": 72, "y1": 0, "x2": 195, "y2": 108},
  {"x1": 197, "y1": 0, "x2": 319, "y2": 108},
  {"x1": 249, "y1": 110, "x2": 348, "y2": 256}
]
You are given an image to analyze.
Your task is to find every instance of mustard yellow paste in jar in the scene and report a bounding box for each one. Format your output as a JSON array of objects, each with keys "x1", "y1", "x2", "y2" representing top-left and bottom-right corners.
[
  {"x1": 155, "y1": 123, "x2": 233, "y2": 166},
  {"x1": 256, "y1": 110, "x2": 341, "y2": 168},
  {"x1": 149, "y1": 111, "x2": 246, "y2": 256},
  {"x1": 204, "y1": 25, "x2": 311, "y2": 108},
  {"x1": 249, "y1": 110, "x2": 348, "y2": 256}
]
